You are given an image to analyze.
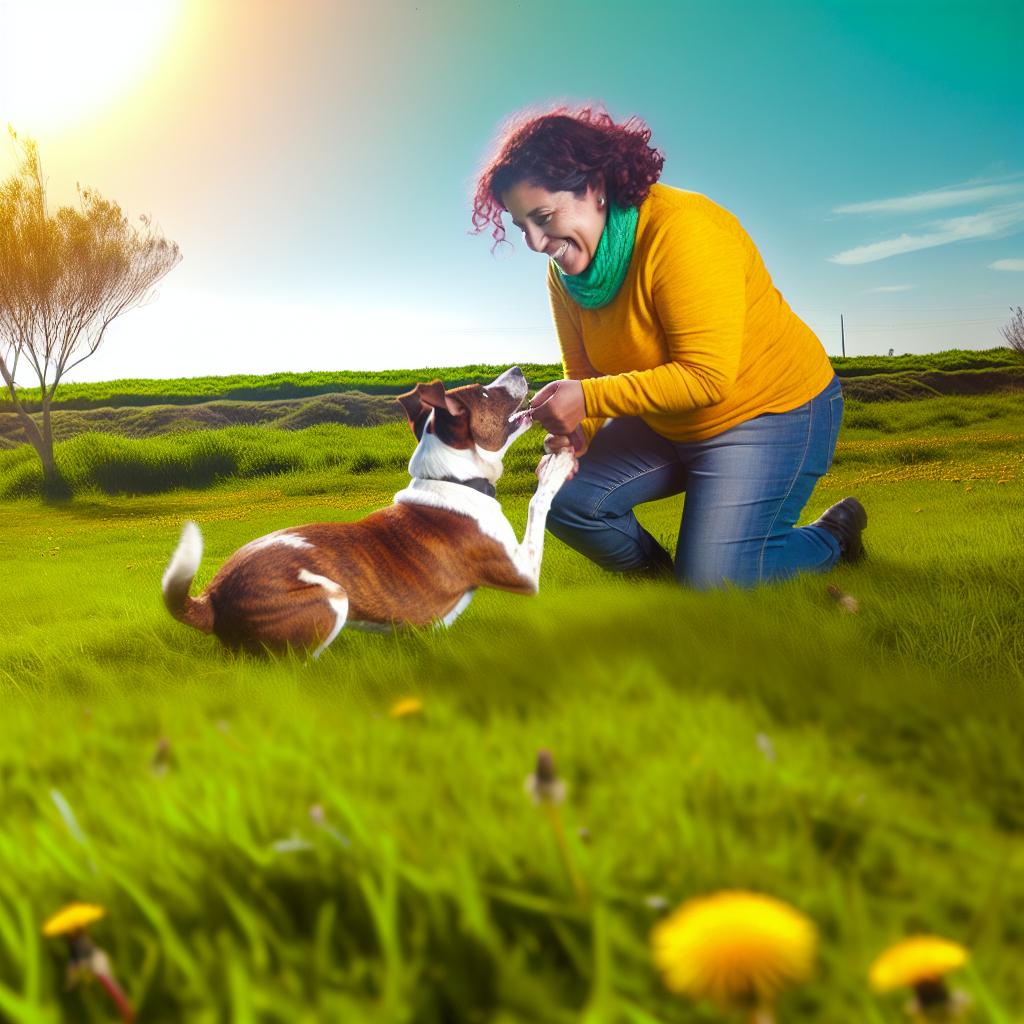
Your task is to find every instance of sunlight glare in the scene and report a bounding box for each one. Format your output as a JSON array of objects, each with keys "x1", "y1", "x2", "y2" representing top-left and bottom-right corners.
[{"x1": 0, "y1": 0, "x2": 183, "y2": 132}]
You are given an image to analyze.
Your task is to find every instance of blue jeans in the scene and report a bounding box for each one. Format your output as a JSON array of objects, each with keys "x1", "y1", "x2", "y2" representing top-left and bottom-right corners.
[{"x1": 547, "y1": 376, "x2": 844, "y2": 589}]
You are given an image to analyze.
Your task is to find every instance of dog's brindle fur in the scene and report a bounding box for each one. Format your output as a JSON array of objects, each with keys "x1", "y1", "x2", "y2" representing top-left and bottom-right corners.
[{"x1": 163, "y1": 368, "x2": 569, "y2": 657}]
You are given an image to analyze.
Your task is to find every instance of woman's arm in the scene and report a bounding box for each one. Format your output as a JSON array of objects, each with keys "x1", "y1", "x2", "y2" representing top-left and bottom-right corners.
[{"x1": 547, "y1": 267, "x2": 606, "y2": 446}]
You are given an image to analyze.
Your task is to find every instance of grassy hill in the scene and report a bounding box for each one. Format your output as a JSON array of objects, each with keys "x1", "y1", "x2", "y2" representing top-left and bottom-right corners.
[
  {"x1": 2, "y1": 351, "x2": 1021, "y2": 452},
  {"x1": 2, "y1": 348, "x2": 1018, "y2": 413},
  {"x1": 1, "y1": 392, "x2": 1021, "y2": 500}
]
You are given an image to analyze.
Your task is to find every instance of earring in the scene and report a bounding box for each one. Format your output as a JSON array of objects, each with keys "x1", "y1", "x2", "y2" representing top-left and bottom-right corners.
[{"x1": 598, "y1": 196, "x2": 606, "y2": 208}]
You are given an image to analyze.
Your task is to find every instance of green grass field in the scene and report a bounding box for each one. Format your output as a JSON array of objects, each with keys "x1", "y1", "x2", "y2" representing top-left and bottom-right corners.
[{"x1": 1, "y1": 391, "x2": 1022, "y2": 1022}]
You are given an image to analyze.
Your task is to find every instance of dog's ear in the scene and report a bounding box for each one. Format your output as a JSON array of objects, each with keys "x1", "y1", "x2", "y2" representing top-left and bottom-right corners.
[
  {"x1": 396, "y1": 381, "x2": 466, "y2": 439},
  {"x1": 414, "y1": 381, "x2": 468, "y2": 418},
  {"x1": 396, "y1": 388, "x2": 425, "y2": 421},
  {"x1": 397, "y1": 387, "x2": 430, "y2": 439}
]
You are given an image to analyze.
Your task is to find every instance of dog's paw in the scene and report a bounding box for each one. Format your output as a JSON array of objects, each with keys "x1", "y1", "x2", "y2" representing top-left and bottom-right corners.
[{"x1": 536, "y1": 449, "x2": 575, "y2": 489}]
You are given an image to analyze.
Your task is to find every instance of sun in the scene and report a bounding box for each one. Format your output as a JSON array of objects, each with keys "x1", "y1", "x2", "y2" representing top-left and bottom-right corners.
[{"x1": 0, "y1": 0, "x2": 183, "y2": 132}]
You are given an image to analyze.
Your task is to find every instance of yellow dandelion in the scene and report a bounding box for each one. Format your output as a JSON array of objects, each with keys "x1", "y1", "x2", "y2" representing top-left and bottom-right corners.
[
  {"x1": 651, "y1": 890, "x2": 816, "y2": 1009},
  {"x1": 388, "y1": 697, "x2": 424, "y2": 719},
  {"x1": 42, "y1": 902, "x2": 105, "y2": 937},
  {"x1": 869, "y1": 936, "x2": 968, "y2": 992}
]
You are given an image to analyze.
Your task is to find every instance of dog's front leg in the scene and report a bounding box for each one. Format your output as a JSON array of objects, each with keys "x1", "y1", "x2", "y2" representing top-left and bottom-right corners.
[{"x1": 512, "y1": 449, "x2": 575, "y2": 592}]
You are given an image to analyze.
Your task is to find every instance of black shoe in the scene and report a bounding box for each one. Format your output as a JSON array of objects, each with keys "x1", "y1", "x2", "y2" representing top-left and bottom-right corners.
[{"x1": 812, "y1": 497, "x2": 868, "y2": 563}]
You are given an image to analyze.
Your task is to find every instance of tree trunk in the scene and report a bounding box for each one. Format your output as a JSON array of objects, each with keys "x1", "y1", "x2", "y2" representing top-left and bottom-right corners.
[
  {"x1": 40, "y1": 393, "x2": 55, "y2": 474},
  {"x1": 6, "y1": 400, "x2": 54, "y2": 475},
  {"x1": 0, "y1": 373, "x2": 65, "y2": 496}
]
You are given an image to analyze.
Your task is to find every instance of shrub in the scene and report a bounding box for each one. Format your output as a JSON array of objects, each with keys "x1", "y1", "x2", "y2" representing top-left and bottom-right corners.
[
  {"x1": 891, "y1": 441, "x2": 946, "y2": 466},
  {"x1": 1001, "y1": 306, "x2": 1024, "y2": 358},
  {"x1": 350, "y1": 451, "x2": 407, "y2": 474}
]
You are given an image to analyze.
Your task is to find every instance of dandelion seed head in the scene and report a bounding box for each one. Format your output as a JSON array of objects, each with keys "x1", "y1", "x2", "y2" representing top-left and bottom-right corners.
[{"x1": 525, "y1": 748, "x2": 567, "y2": 805}]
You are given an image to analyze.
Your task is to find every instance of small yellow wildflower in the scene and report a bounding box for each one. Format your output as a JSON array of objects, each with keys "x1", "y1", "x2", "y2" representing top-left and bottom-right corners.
[
  {"x1": 869, "y1": 936, "x2": 968, "y2": 992},
  {"x1": 42, "y1": 902, "x2": 105, "y2": 937},
  {"x1": 651, "y1": 890, "x2": 816, "y2": 1008},
  {"x1": 388, "y1": 697, "x2": 424, "y2": 719}
]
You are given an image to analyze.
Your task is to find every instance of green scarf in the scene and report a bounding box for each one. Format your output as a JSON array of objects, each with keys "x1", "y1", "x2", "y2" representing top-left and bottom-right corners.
[{"x1": 556, "y1": 202, "x2": 639, "y2": 309}]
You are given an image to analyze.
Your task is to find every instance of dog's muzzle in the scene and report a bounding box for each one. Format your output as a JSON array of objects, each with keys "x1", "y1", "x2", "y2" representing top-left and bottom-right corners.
[{"x1": 508, "y1": 408, "x2": 534, "y2": 430}]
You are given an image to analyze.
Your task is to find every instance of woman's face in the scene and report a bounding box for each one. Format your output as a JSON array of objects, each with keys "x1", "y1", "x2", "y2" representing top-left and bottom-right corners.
[{"x1": 501, "y1": 180, "x2": 607, "y2": 276}]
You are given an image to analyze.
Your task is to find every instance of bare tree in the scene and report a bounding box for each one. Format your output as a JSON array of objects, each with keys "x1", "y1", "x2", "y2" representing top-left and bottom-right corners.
[
  {"x1": 0, "y1": 130, "x2": 181, "y2": 491},
  {"x1": 1001, "y1": 305, "x2": 1024, "y2": 358}
]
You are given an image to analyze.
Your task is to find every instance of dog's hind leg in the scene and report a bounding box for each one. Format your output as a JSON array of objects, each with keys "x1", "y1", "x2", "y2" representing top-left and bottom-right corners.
[{"x1": 297, "y1": 568, "x2": 349, "y2": 660}]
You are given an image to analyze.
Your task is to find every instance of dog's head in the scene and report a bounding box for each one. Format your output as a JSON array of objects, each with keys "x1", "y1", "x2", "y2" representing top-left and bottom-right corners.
[
  {"x1": 397, "y1": 367, "x2": 533, "y2": 485},
  {"x1": 397, "y1": 366, "x2": 531, "y2": 452}
]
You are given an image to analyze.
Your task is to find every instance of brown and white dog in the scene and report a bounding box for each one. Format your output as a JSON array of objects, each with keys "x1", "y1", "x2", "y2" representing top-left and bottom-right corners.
[{"x1": 161, "y1": 367, "x2": 574, "y2": 658}]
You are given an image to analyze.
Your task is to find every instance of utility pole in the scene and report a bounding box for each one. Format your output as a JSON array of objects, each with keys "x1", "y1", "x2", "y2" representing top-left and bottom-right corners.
[{"x1": 840, "y1": 314, "x2": 846, "y2": 358}]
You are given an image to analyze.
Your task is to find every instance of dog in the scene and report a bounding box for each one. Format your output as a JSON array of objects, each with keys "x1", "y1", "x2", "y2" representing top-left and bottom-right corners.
[{"x1": 161, "y1": 367, "x2": 574, "y2": 657}]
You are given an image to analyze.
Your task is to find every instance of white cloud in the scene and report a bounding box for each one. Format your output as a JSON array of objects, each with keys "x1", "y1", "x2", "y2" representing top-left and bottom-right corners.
[
  {"x1": 828, "y1": 202, "x2": 1024, "y2": 265},
  {"x1": 865, "y1": 284, "x2": 914, "y2": 293},
  {"x1": 989, "y1": 258, "x2": 1024, "y2": 271},
  {"x1": 834, "y1": 180, "x2": 1024, "y2": 215}
]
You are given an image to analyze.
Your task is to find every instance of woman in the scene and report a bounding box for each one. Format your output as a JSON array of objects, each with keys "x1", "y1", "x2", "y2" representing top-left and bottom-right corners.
[{"x1": 471, "y1": 107, "x2": 866, "y2": 589}]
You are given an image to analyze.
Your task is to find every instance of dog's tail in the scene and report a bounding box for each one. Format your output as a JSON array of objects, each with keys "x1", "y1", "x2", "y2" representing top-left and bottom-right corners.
[{"x1": 162, "y1": 521, "x2": 215, "y2": 634}]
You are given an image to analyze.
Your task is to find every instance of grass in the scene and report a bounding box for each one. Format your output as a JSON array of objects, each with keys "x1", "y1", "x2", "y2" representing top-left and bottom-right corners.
[{"x1": 0, "y1": 392, "x2": 1022, "y2": 1021}]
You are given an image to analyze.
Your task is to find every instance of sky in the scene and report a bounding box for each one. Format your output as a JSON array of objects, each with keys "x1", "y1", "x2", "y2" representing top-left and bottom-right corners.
[{"x1": 0, "y1": 0, "x2": 1022, "y2": 384}]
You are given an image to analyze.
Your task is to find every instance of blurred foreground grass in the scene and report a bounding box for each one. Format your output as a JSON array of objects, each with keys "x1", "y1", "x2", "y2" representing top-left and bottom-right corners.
[{"x1": 0, "y1": 394, "x2": 1021, "y2": 1022}]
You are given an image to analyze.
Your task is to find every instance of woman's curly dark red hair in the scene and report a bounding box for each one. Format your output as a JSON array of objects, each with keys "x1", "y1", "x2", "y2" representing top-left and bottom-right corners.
[{"x1": 471, "y1": 105, "x2": 665, "y2": 250}]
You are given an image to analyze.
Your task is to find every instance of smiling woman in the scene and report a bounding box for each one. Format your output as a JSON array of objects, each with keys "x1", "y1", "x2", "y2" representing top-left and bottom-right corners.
[
  {"x1": 0, "y1": 0, "x2": 183, "y2": 131},
  {"x1": 471, "y1": 105, "x2": 865, "y2": 591}
]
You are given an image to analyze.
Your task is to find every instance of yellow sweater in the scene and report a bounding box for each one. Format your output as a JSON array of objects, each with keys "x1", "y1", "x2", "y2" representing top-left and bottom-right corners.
[{"x1": 547, "y1": 183, "x2": 835, "y2": 444}]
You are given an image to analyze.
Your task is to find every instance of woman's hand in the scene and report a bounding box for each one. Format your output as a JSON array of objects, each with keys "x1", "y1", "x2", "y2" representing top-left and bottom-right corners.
[
  {"x1": 538, "y1": 427, "x2": 587, "y2": 481},
  {"x1": 529, "y1": 379, "x2": 586, "y2": 435}
]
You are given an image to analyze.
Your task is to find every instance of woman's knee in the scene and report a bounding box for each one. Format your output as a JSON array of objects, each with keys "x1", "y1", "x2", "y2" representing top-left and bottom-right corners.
[{"x1": 548, "y1": 475, "x2": 599, "y2": 529}]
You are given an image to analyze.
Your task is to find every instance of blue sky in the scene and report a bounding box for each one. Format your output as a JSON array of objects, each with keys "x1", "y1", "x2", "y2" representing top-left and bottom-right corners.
[{"x1": 1, "y1": 0, "x2": 1022, "y2": 382}]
